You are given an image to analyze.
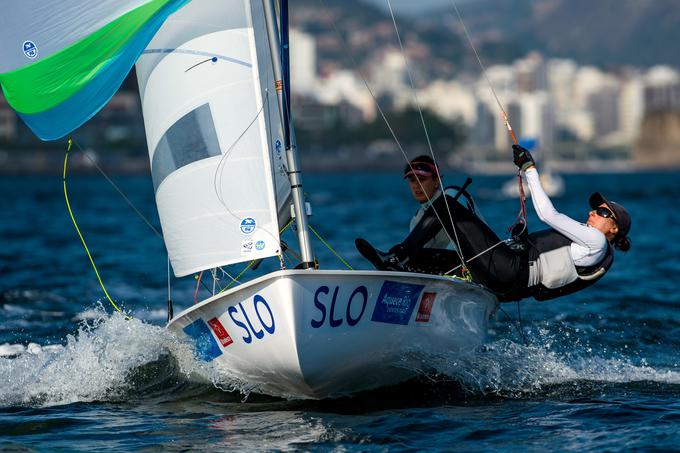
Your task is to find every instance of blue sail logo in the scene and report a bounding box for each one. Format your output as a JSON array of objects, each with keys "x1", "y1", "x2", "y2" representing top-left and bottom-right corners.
[
  {"x1": 240, "y1": 217, "x2": 256, "y2": 234},
  {"x1": 23, "y1": 41, "x2": 37, "y2": 59}
]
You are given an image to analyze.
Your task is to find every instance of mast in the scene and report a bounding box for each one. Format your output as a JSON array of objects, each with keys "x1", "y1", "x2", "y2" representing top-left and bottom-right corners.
[
  {"x1": 262, "y1": 0, "x2": 315, "y2": 269},
  {"x1": 280, "y1": 0, "x2": 292, "y2": 151}
]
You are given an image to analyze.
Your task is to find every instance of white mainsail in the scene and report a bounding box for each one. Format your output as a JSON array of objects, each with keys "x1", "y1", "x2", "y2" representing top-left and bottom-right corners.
[{"x1": 136, "y1": 0, "x2": 291, "y2": 277}]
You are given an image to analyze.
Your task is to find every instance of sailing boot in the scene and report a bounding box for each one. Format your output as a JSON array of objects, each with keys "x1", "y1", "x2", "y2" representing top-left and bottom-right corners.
[{"x1": 355, "y1": 238, "x2": 405, "y2": 271}]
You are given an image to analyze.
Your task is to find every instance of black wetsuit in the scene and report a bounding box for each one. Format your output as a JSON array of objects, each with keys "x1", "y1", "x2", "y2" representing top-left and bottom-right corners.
[
  {"x1": 393, "y1": 170, "x2": 614, "y2": 302},
  {"x1": 398, "y1": 195, "x2": 529, "y2": 301}
]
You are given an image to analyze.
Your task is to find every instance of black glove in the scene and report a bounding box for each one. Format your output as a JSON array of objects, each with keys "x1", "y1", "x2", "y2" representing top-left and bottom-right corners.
[{"x1": 512, "y1": 144, "x2": 535, "y2": 172}]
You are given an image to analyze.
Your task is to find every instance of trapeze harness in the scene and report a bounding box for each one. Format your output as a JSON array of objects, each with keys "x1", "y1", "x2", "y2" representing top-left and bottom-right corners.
[{"x1": 398, "y1": 169, "x2": 614, "y2": 302}]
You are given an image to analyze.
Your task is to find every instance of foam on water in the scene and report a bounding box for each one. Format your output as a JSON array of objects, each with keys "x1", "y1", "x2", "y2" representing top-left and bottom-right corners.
[
  {"x1": 424, "y1": 332, "x2": 680, "y2": 398},
  {"x1": 0, "y1": 308, "x2": 174, "y2": 407},
  {"x1": 0, "y1": 307, "x2": 270, "y2": 407},
  {"x1": 3, "y1": 302, "x2": 679, "y2": 407}
]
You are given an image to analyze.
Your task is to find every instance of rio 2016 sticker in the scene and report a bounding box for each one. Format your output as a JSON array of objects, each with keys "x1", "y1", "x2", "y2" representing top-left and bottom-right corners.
[
  {"x1": 255, "y1": 240, "x2": 265, "y2": 251},
  {"x1": 23, "y1": 41, "x2": 37, "y2": 59},
  {"x1": 240, "y1": 217, "x2": 256, "y2": 234},
  {"x1": 371, "y1": 280, "x2": 424, "y2": 325}
]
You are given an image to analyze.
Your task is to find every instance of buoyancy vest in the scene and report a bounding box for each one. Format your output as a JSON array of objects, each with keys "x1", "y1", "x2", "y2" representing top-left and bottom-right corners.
[{"x1": 525, "y1": 229, "x2": 614, "y2": 301}]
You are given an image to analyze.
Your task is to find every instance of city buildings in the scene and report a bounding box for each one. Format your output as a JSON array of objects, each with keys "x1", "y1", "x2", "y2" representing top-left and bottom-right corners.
[
  {"x1": 2, "y1": 25, "x2": 679, "y2": 167},
  {"x1": 287, "y1": 28, "x2": 680, "y2": 163}
]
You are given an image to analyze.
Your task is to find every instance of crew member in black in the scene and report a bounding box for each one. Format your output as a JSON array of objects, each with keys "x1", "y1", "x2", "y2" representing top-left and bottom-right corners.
[
  {"x1": 356, "y1": 148, "x2": 632, "y2": 302},
  {"x1": 356, "y1": 155, "x2": 463, "y2": 276}
]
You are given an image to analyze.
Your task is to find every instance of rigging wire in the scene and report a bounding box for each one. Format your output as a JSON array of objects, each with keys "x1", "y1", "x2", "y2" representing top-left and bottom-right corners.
[
  {"x1": 317, "y1": 0, "x2": 465, "y2": 270},
  {"x1": 70, "y1": 138, "x2": 163, "y2": 241},
  {"x1": 448, "y1": 0, "x2": 530, "y2": 333},
  {"x1": 499, "y1": 304, "x2": 528, "y2": 346},
  {"x1": 194, "y1": 271, "x2": 203, "y2": 304},
  {"x1": 68, "y1": 137, "x2": 173, "y2": 318},
  {"x1": 449, "y1": 0, "x2": 514, "y2": 137},
  {"x1": 385, "y1": 0, "x2": 466, "y2": 272},
  {"x1": 448, "y1": 0, "x2": 528, "y2": 226},
  {"x1": 308, "y1": 224, "x2": 354, "y2": 270}
]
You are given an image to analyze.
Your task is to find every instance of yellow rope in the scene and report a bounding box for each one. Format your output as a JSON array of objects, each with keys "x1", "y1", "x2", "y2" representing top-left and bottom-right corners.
[
  {"x1": 63, "y1": 137, "x2": 129, "y2": 319},
  {"x1": 308, "y1": 224, "x2": 353, "y2": 270},
  {"x1": 222, "y1": 260, "x2": 255, "y2": 291}
]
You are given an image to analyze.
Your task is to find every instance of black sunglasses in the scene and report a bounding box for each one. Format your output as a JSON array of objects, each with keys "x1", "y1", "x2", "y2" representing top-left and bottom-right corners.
[{"x1": 595, "y1": 206, "x2": 617, "y2": 222}]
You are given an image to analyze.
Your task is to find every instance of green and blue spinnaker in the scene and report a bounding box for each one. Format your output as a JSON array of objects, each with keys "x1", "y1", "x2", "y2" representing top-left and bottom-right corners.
[{"x1": 0, "y1": 0, "x2": 190, "y2": 140}]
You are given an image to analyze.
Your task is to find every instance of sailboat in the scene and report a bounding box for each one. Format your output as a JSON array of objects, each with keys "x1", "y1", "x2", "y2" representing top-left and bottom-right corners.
[{"x1": 1, "y1": 0, "x2": 499, "y2": 399}]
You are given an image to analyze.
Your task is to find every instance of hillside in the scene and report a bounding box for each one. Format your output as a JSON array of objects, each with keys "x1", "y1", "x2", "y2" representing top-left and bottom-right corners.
[
  {"x1": 435, "y1": 0, "x2": 680, "y2": 68},
  {"x1": 292, "y1": 0, "x2": 471, "y2": 80}
]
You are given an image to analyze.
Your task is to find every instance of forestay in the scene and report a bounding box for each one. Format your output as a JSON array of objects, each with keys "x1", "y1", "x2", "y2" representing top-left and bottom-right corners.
[{"x1": 135, "y1": 0, "x2": 292, "y2": 277}]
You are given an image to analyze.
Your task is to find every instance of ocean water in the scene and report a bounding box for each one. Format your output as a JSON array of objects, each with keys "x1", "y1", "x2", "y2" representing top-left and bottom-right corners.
[{"x1": 1, "y1": 169, "x2": 679, "y2": 451}]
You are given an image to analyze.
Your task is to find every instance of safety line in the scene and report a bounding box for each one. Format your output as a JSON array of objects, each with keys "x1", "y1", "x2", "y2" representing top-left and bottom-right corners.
[{"x1": 63, "y1": 137, "x2": 129, "y2": 319}]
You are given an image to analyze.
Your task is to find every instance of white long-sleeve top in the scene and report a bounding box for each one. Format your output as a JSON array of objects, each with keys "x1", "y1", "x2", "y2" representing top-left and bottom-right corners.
[{"x1": 525, "y1": 167, "x2": 608, "y2": 267}]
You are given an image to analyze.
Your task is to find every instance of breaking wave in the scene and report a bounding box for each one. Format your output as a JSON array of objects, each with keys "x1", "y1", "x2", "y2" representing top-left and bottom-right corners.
[
  {"x1": 2, "y1": 307, "x2": 679, "y2": 407},
  {"x1": 0, "y1": 308, "x2": 257, "y2": 407}
]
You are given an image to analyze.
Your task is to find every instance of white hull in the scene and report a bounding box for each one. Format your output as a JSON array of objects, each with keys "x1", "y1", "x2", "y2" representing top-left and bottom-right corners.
[{"x1": 167, "y1": 270, "x2": 498, "y2": 399}]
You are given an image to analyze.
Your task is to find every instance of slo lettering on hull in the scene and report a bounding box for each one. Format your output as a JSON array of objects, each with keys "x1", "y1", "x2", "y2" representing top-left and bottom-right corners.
[
  {"x1": 311, "y1": 285, "x2": 368, "y2": 329},
  {"x1": 227, "y1": 294, "x2": 276, "y2": 344}
]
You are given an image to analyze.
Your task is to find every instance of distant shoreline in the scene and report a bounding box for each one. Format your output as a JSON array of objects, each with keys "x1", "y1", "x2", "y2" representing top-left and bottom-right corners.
[{"x1": 0, "y1": 149, "x2": 676, "y2": 176}]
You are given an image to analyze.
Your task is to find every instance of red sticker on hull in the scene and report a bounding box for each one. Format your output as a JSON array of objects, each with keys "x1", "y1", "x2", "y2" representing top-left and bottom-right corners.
[
  {"x1": 416, "y1": 292, "x2": 436, "y2": 322},
  {"x1": 207, "y1": 317, "x2": 234, "y2": 347}
]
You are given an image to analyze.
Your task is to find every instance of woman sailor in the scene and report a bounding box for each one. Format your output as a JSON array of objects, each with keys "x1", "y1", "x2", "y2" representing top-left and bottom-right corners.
[{"x1": 357, "y1": 146, "x2": 632, "y2": 302}]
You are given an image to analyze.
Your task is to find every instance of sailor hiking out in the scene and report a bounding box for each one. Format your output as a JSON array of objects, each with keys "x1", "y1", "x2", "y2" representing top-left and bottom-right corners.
[{"x1": 357, "y1": 147, "x2": 632, "y2": 302}]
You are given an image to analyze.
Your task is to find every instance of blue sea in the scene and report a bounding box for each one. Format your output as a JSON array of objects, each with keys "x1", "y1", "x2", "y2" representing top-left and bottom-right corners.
[{"x1": 1, "y1": 168, "x2": 679, "y2": 452}]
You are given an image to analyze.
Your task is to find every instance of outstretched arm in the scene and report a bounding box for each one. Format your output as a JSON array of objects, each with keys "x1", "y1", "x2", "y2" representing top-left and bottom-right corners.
[{"x1": 525, "y1": 167, "x2": 605, "y2": 250}]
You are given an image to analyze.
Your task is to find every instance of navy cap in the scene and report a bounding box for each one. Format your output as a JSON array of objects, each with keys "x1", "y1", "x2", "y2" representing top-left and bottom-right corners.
[{"x1": 589, "y1": 192, "x2": 631, "y2": 238}]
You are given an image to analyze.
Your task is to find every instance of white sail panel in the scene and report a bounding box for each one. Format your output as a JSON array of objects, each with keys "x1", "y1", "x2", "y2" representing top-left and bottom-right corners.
[{"x1": 136, "y1": 0, "x2": 286, "y2": 277}]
